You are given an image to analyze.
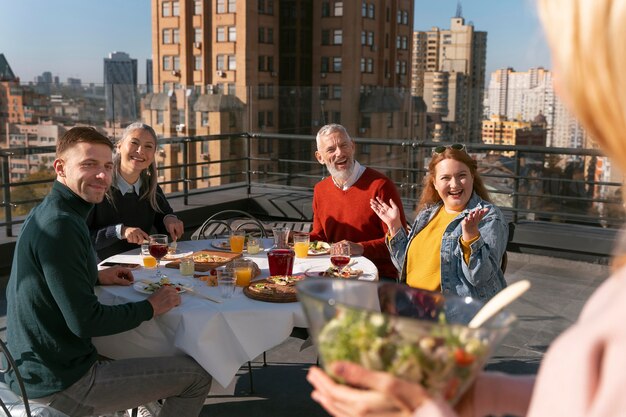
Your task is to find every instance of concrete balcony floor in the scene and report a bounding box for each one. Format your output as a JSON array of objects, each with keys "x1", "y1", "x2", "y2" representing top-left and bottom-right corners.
[{"x1": 0, "y1": 252, "x2": 610, "y2": 416}]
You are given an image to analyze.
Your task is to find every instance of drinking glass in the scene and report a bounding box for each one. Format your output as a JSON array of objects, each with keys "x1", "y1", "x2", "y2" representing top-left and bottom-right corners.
[
  {"x1": 141, "y1": 244, "x2": 157, "y2": 269},
  {"x1": 230, "y1": 230, "x2": 246, "y2": 253},
  {"x1": 234, "y1": 259, "x2": 254, "y2": 287},
  {"x1": 217, "y1": 268, "x2": 236, "y2": 299},
  {"x1": 330, "y1": 242, "x2": 351, "y2": 274},
  {"x1": 293, "y1": 233, "x2": 310, "y2": 258},
  {"x1": 148, "y1": 234, "x2": 169, "y2": 279},
  {"x1": 247, "y1": 236, "x2": 261, "y2": 255}
]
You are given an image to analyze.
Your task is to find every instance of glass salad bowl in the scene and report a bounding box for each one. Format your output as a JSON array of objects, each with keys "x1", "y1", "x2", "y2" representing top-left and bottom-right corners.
[{"x1": 296, "y1": 278, "x2": 515, "y2": 404}]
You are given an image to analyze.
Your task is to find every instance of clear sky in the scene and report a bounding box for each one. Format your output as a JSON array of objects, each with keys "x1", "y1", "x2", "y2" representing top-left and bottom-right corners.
[{"x1": 0, "y1": 0, "x2": 551, "y2": 85}]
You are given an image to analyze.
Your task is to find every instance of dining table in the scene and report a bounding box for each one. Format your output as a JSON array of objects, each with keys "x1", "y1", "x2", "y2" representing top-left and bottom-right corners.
[{"x1": 92, "y1": 238, "x2": 378, "y2": 388}]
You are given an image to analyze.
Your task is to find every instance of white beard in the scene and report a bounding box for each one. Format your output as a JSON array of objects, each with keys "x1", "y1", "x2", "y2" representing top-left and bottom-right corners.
[{"x1": 327, "y1": 160, "x2": 354, "y2": 182}]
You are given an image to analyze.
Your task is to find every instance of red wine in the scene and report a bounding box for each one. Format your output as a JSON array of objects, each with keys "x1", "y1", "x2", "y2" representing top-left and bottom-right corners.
[
  {"x1": 267, "y1": 248, "x2": 295, "y2": 276},
  {"x1": 149, "y1": 244, "x2": 168, "y2": 260},
  {"x1": 330, "y1": 255, "x2": 350, "y2": 268}
]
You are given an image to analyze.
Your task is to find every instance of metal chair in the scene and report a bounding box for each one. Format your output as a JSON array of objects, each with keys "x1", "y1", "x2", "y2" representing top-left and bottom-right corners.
[
  {"x1": 191, "y1": 210, "x2": 268, "y2": 240},
  {"x1": 0, "y1": 339, "x2": 69, "y2": 417}
]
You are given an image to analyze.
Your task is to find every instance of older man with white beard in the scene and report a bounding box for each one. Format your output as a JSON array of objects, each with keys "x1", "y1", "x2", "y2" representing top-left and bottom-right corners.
[{"x1": 310, "y1": 124, "x2": 407, "y2": 280}]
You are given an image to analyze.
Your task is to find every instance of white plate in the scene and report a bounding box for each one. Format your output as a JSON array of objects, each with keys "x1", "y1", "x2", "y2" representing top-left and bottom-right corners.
[
  {"x1": 162, "y1": 251, "x2": 193, "y2": 260},
  {"x1": 133, "y1": 281, "x2": 187, "y2": 294},
  {"x1": 211, "y1": 240, "x2": 231, "y2": 251},
  {"x1": 308, "y1": 241, "x2": 330, "y2": 256}
]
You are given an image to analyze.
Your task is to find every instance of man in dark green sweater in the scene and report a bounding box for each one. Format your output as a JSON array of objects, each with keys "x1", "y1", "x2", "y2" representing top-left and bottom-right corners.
[{"x1": 6, "y1": 127, "x2": 211, "y2": 416}]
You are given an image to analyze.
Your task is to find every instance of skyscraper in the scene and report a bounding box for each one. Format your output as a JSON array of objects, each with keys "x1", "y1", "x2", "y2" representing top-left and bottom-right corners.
[
  {"x1": 104, "y1": 51, "x2": 138, "y2": 124},
  {"x1": 412, "y1": 16, "x2": 487, "y2": 143}
]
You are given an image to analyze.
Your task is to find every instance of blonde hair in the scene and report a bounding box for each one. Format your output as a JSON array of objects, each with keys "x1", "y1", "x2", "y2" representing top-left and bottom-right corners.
[{"x1": 538, "y1": 0, "x2": 626, "y2": 170}]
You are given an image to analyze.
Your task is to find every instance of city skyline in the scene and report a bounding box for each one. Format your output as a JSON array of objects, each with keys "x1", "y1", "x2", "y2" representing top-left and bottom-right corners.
[{"x1": 1, "y1": 0, "x2": 551, "y2": 85}]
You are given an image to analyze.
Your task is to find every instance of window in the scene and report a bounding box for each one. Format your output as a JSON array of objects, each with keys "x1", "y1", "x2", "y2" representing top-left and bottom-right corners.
[
  {"x1": 267, "y1": 56, "x2": 274, "y2": 71},
  {"x1": 228, "y1": 83, "x2": 236, "y2": 95},
  {"x1": 367, "y1": 58, "x2": 373, "y2": 73},
  {"x1": 217, "y1": 55, "x2": 226, "y2": 70},
  {"x1": 387, "y1": 113, "x2": 393, "y2": 128},
  {"x1": 162, "y1": 2, "x2": 171, "y2": 17},
  {"x1": 228, "y1": 0, "x2": 236, "y2": 12},
  {"x1": 201, "y1": 111, "x2": 209, "y2": 126},
  {"x1": 194, "y1": 0, "x2": 202, "y2": 14},
  {"x1": 334, "y1": 1, "x2": 343, "y2": 16},
  {"x1": 332, "y1": 85, "x2": 342, "y2": 99},
  {"x1": 258, "y1": 56, "x2": 266, "y2": 71},
  {"x1": 402, "y1": 11, "x2": 409, "y2": 24},
  {"x1": 173, "y1": 56, "x2": 180, "y2": 70},
  {"x1": 321, "y1": 2, "x2": 330, "y2": 17},
  {"x1": 163, "y1": 29, "x2": 171, "y2": 44},
  {"x1": 360, "y1": 58, "x2": 366, "y2": 72},
  {"x1": 194, "y1": 56, "x2": 202, "y2": 70},
  {"x1": 258, "y1": 84, "x2": 266, "y2": 99},
  {"x1": 267, "y1": 84, "x2": 274, "y2": 98},
  {"x1": 267, "y1": 0, "x2": 273, "y2": 14},
  {"x1": 333, "y1": 29, "x2": 343, "y2": 45},
  {"x1": 217, "y1": 27, "x2": 226, "y2": 42},
  {"x1": 367, "y1": 31, "x2": 374, "y2": 46},
  {"x1": 258, "y1": 28, "x2": 265, "y2": 43},
  {"x1": 163, "y1": 56, "x2": 172, "y2": 70},
  {"x1": 333, "y1": 111, "x2": 341, "y2": 124},
  {"x1": 228, "y1": 55, "x2": 236, "y2": 70},
  {"x1": 228, "y1": 27, "x2": 236, "y2": 42},
  {"x1": 258, "y1": 111, "x2": 265, "y2": 128},
  {"x1": 172, "y1": 1, "x2": 180, "y2": 16},
  {"x1": 194, "y1": 28, "x2": 202, "y2": 42},
  {"x1": 362, "y1": 113, "x2": 371, "y2": 128},
  {"x1": 361, "y1": 31, "x2": 367, "y2": 45},
  {"x1": 267, "y1": 111, "x2": 274, "y2": 127},
  {"x1": 395, "y1": 60, "x2": 400, "y2": 74},
  {"x1": 320, "y1": 85, "x2": 329, "y2": 99},
  {"x1": 217, "y1": 0, "x2": 226, "y2": 13},
  {"x1": 397, "y1": 10, "x2": 402, "y2": 23},
  {"x1": 396, "y1": 36, "x2": 401, "y2": 49},
  {"x1": 268, "y1": 28, "x2": 274, "y2": 43},
  {"x1": 173, "y1": 28, "x2": 179, "y2": 43},
  {"x1": 362, "y1": 1, "x2": 367, "y2": 17},
  {"x1": 229, "y1": 112, "x2": 237, "y2": 127},
  {"x1": 321, "y1": 57, "x2": 329, "y2": 73},
  {"x1": 368, "y1": 4, "x2": 374, "y2": 18},
  {"x1": 157, "y1": 110, "x2": 164, "y2": 124},
  {"x1": 332, "y1": 57, "x2": 342, "y2": 72},
  {"x1": 321, "y1": 30, "x2": 330, "y2": 45}
]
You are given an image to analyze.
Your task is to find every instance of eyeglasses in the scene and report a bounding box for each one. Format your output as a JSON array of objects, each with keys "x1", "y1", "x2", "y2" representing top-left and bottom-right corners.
[{"x1": 432, "y1": 143, "x2": 466, "y2": 155}]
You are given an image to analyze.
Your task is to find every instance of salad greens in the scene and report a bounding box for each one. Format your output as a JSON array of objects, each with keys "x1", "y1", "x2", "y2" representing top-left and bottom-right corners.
[{"x1": 317, "y1": 308, "x2": 490, "y2": 403}]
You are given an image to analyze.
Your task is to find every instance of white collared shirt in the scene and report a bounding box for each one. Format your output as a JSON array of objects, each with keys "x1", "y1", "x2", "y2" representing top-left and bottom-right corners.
[
  {"x1": 332, "y1": 160, "x2": 366, "y2": 191},
  {"x1": 116, "y1": 175, "x2": 143, "y2": 196}
]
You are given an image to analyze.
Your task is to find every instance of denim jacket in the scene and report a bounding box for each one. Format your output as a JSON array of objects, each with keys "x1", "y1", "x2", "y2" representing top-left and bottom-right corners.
[{"x1": 387, "y1": 192, "x2": 508, "y2": 301}]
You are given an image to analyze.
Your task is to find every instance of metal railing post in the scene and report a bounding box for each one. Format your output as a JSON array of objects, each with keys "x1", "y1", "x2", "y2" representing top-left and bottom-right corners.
[
  {"x1": 1, "y1": 154, "x2": 13, "y2": 237},
  {"x1": 512, "y1": 150, "x2": 521, "y2": 223},
  {"x1": 182, "y1": 137, "x2": 190, "y2": 206}
]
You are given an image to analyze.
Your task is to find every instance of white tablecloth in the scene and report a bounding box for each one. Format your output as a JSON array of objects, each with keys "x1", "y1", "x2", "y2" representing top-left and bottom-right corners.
[{"x1": 92, "y1": 239, "x2": 378, "y2": 387}]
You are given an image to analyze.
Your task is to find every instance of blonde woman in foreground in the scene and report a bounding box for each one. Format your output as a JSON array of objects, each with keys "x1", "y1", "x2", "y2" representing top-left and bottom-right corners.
[{"x1": 307, "y1": 0, "x2": 626, "y2": 415}]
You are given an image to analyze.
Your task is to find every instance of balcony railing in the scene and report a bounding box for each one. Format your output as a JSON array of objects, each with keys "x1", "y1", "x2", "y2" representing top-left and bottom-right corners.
[{"x1": 1, "y1": 133, "x2": 622, "y2": 243}]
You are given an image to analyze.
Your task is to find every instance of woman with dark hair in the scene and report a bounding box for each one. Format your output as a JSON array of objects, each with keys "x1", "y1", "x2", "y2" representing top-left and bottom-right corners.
[
  {"x1": 370, "y1": 144, "x2": 508, "y2": 301},
  {"x1": 87, "y1": 122, "x2": 184, "y2": 260}
]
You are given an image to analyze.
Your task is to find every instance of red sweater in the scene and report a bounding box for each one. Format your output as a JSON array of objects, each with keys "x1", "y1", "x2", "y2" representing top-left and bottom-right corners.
[{"x1": 310, "y1": 168, "x2": 407, "y2": 279}]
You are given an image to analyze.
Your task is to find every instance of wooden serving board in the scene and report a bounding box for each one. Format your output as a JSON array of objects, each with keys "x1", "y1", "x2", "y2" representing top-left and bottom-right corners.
[
  {"x1": 165, "y1": 249, "x2": 241, "y2": 272},
  {"x1": 243, "y1": 276, "x2": 304, "y2": 303}
]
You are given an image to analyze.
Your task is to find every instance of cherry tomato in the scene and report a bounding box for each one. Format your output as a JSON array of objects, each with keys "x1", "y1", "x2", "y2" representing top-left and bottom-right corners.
[{"x1": 454, "y1": 347, "x2": 475, "y2": 366}]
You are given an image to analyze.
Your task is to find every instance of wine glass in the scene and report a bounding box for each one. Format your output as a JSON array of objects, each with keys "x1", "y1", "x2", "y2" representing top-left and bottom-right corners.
[
  {"x1": 330, "y1": 242, "x2": 351, "y2": 274},
  {"x1": 148, "y1": 234, "x2": 169, "y2": 279}
]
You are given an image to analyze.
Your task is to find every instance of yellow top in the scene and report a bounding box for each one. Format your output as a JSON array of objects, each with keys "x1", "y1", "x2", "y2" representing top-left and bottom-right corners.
[{"x1": 406, "y1": 207, "x2": 476, "y2": 291}]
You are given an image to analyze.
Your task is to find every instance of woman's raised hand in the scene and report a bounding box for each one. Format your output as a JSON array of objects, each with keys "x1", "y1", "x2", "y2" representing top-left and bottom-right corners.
[
  {"x1": 370, "y1": 197, "x2": 403, "y2": 236},
  {"x1": 461, "y1": 207, "x2": 489, "y2": 242}
]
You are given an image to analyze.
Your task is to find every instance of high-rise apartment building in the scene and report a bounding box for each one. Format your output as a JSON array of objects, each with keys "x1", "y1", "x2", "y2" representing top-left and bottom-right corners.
[
  {"x1": 412, "y1": 16, "x2": 487, "y2": 143},
  {"x1": 486, "y1": 67, "x2": 588, "y2": 149},
  {"x1": 104, "y1": 51, "x2": 138, "y2": 124},
  {"x1": 147, "y1": 0, "x2": 417, "y2": 191}
]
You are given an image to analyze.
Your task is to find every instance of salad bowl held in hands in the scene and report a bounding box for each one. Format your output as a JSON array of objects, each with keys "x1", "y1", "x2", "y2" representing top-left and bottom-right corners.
[{"x1": 296, "y1": 279, "x2": 516, "y2": 405}]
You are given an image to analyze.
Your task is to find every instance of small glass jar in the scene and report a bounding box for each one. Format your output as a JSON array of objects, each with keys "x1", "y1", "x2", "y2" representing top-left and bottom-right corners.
[{"x1": 180, "y1": 257, "x2": 195, "y2": 276}]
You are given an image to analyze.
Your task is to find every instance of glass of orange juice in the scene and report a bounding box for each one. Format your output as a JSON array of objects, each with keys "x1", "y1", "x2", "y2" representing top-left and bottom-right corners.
[
  {"x1": 234, "y1": 259, "x2": 254, "y2": 287},
  {"x1": 141, "y1": 244, "x2": 157, "y2": 268},
  {"x1": 230, "y1": 230, "x2": 246, "y2": 253},
  {"x1": 293, "y1": 233, "x2": 310, "y2": 258}
]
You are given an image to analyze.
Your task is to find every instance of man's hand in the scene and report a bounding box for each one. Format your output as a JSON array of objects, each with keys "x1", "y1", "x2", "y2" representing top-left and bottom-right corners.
[
  {"x1": 164, "y1": 216, "x2": 184, "y2": 242},
  {"x1": 98, "y1": 266, "x2": 134, "y2": 286},
  {"x1": 148, "y1": 286, "x2": 181, "y2": 316},
  {"x1": 340, "y1": 240, "x2": 364, "y2": 256},
  {"x1": 122, "y1": 226, "x2": 150, "y2": 245}
]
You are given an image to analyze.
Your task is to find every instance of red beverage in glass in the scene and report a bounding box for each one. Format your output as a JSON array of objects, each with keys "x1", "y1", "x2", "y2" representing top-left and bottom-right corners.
[
  {"x1": 149, "y1": 244, "x2": 168, "y2": 260},
  {"x1": 267, "y1": 248, "x2": 295, "y2": 276},
  {"x1": 330, "y1": 255, "x2": 351, "y2": 268}
]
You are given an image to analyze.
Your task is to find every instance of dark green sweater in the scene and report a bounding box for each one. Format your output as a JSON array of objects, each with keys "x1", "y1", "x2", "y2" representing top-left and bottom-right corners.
[{"x1": 6, "y1": 181, "x2": 154, "y2": 399}]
